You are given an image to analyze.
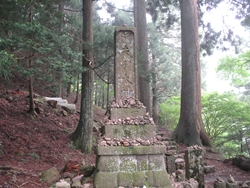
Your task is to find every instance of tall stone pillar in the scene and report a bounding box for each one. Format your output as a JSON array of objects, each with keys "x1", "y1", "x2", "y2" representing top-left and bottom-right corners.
[{"x1": 114, "y1": 27, "x2": 138, "y2": 102}]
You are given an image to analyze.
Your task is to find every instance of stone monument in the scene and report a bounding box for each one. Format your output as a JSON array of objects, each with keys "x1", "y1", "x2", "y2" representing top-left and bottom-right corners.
[{"x1": 94, "y1": 27, "x2": 173, "y2": 188}]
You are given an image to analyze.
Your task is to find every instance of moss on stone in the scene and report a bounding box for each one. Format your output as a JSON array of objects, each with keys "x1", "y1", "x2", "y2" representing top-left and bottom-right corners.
[
  {"x1": 118, "y1": 172, "x2": 133, "y2": 187},
  {"x1": 97, "y1": 156, "x2": 120, "y2": 172},
  {"x1": 133, "y1": 171, "x2": 146, "y2": 187},
  {"x1": 120, "y1": 156, "x2": 137, "y2": 172},
  {"x1": 153, "y1": 170, "x2": 173, "y2": 187},
  {"x1": 94, "y1": 172, "x2": 118, "y2": 188}
]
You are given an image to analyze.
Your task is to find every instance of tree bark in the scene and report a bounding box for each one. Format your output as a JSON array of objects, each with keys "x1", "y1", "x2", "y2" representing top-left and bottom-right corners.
[
  {"x1": 74, "y1": 74, "x2": 80, "y2": 104},
  {"x1": 172, "y1": 0, "x2": 212, "y2": 147},
  {"x1": 151, "y1": 54, "x2": 159, "y2": 125},
  {"x1": 27, "y1": 0, "x2": 35, "y2": 115},
  {"x1": 28, "y1": 59, "x2": 36, "y2": 114},
  {"x1": 71, "y1": 0, "x2": 94, "y2": 153},
  {"x1": 134, "y1": 0, "x2": 152, "y2": 115}
]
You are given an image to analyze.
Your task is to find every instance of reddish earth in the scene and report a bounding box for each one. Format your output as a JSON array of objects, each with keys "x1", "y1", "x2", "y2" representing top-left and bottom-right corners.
[{"x1": 0, "y1": 78, "x2": 250, "y2": 188}]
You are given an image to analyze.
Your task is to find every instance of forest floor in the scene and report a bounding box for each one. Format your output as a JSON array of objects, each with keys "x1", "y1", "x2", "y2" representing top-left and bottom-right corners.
[{"x1": 0, "y1": 77, "x2": 250, "y2": 188}]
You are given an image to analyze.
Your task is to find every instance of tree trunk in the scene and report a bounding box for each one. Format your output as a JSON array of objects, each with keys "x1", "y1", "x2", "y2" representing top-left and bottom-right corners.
[
  {"x1": 134, "y1": 0, "x2": 152, "y2": 115},
  {"x1": 71, "y1": 0, "x2": 94, "y2": 153},
  {"x1": 27, "y1": 0, "x2": 35, "y2": 115},
  {"x1": 28, "y1": 59, "x2": 36, "y2": 114},
  {"x1": 74, "y1": 74, "x2": 80, "y2": 104},
  {"x1": 172, "y1": 0, "x2": 212, "y2": 147},
  {"x1": 151, "y1": 54, "x2": 159, "y2": 125}
]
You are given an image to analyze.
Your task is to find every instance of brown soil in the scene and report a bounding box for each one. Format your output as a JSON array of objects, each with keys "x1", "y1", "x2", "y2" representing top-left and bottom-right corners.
[{"x1": 0, "y1": 79, "x2": 249, "y2": 188}]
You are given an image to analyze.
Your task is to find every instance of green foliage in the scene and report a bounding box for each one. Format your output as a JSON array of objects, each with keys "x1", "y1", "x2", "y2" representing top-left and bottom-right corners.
[
  {"x1": 159, "y1": 92, "x2": 250, "y2": 158},
  {"x1": 202, "y1": 92, "x2": 250, "y2": 158},
  {"x1": 0, "y1": 50, "x2": 16, "y2": 79},
  {"x1": 159, "y1": 96, "x2": 180, "y2": 130},
  {"x1": 217, "y1": 50, "x2": 250, "y2": 86}
]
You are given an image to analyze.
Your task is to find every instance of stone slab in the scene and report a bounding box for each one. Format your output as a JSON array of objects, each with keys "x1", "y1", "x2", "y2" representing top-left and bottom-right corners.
[
  {"x1": 102, "y1": 124, "x2": 156, "y2": 139},
  {"x1": 114, "y1": 27, "x2": 138, "y2": 102},
  {"x1": 94, "y1": 171, "x2": 173, "y2": 188},
  {"x1": 110, "y1": 108, "x2": 146, "y2": 119},
  {"x1": 95, "y1": 145, "x2": 166, "y2": 155},
  {"x1": 94, "y1": 172, "x2": 118, "y2": 188}
]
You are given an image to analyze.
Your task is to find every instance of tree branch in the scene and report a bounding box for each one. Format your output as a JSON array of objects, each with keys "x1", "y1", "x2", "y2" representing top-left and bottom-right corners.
[
  {"x1": 104, "y1": 0, "x2": 133, "y2": 13},
  {"x1": 94, "y1": 54, "x2": 114, "y2": 69}
]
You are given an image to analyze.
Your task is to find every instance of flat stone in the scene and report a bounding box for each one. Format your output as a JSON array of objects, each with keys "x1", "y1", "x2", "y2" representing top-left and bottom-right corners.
[
  {"x1": 102, "y1": 124, "x2": 156, "y2": 140},
  {"x1": 117, "y1": 172, "x2": 133, "y2": 187},
  {"x1": 94, "y1": 172, "x2": 118, "y2": 188},
  {"x1": 204, "y1": 165, "x2": 216, "y2": 173},
  {"x1": 214, "y1": 182, "x2": 226, "y2": 188},
  {"x1": 153, "y1": 170, "x2": 173, "y2": 187},
  {"x1": 120, "y1": 156, "x2": 137, "y2": 172},
  {"x1": 110, "y1": 108, "x2": 146, "y2": 119},
  {"x1": 149, "y1": 155, "x2": 165, "y2": 171},
  {"x1": 226, "y1": 182, "x2": 239, "y2": 188},
  {"x1": 97, "y1": 156, "x2": 120, "y2": 172},
  {"x1": 137, "y1": 155, "x2": 148, "y2": 171},
  {"x1": 166, "y1": 155, "x2": 176, "y2": 174},
  {"x1": 133, "y1": 171, "x2": 146, "y2": 186},
  {"x1": 95, "y1": 145, "x2": 166, "y2": 155}
]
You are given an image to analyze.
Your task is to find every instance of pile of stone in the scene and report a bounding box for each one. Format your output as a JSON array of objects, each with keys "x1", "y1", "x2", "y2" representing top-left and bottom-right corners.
[
  {"x1": 109, "y1": 97, "x2": 145, "y2": 108},
  {"x1": 98, "y1": 135, "x2": 165, "y2": 147},
  {"x1": 104, "y1": 112, "x2": 154, "y2": 125}
]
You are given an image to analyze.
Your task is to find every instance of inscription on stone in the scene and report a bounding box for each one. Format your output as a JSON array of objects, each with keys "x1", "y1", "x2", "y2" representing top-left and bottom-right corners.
[{"x1": 114, "y1": 27, "x2": 137, "y2": 102}]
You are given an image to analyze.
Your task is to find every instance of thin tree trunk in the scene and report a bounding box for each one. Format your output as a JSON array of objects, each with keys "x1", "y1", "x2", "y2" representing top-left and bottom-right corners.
[
  {"x1": 27, "y1": 0, "x2": 35, "y2": 115},
  {"x1": 71, "y1": 0, "x2": 94, "y2": 153},
  {"x1": 152, "y1": 54, "x2": 159, "y2": 125},
  {"x1": 28, "y1": 59, "x2": 36, "y2": 114},
  {"x1": 74, "y1": 74, "x2": 80, "y2": 104},
  {"x1": 134, "y1": 0, "x2": 152, "y2": 115}
]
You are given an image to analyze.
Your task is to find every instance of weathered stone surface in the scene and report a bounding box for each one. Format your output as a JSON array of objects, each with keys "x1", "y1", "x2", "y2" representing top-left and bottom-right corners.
[
  {"x1": 149, "y1": 155, "x2": 165, "y2": 170},
  {"x1": 166, "y1": 155, "x2": 176, "y2": 174},
  {"x1": 232, "y1": 155, "x2": 250, "y2": 171},
  {"x1": 94, "y1": 172, "x2": 118, "y2": 188},
  {"x1": 133, "y1": 171, "x2": 146, "y2": 186},
  {"x1": 44, "y1": 97, "x2": 76, "y2": 113},
  {"x1": 120, "y1": 156, "x2": 137, "y2": 172},
  {"x1": 95, "y1": 145, "x2": 166, "y2": 155},
  {"x1": 110, "y1": 108, "x2": 146, "y2": 119},
  {"x1": 41, "y1": 167, "x2": 60, "y2": 184},
  {"x1": 72, "y1": 175, "x2": 83, "y2": 188},
  {"x1": 204, "y1": 165, "x2": 215, "y2": 173},
  {"x1": 137, "y1": 155, "x2": 148, "y2": 171},
  {"x1": 118, "y1": 172, "x2": 133, "y2": 187},
  {"x1": 214, "y1": 182, "x2": 226, "y2": 188},
  {"x1": 226, "y1": 182, "x2": 239, "y2": 188},
  {"x1": 153, "y1": 170, "x2": 173, "y2": 187},
  {"x1": 55, "y1": 179, "x2": 71, "y2": 188},
  {"x1": 102, "y1": 124, "x2": 156, "y2": 139},
  {"x1": 80, "y1": 165, "x2": 95, "y2": 176},
  {"x1": 97, "y1": 156, "x2": 120, "y2": 172},
  {"x1": 114, "y1": 27, "x2": 138, "y2": 102},
  {"x1": 185, "y1": 147, "x2": 204, "y2": 188},
  {"x1": 176, "y1": 169, "x2": 185, "y2": 182},
  {"x1": 184, "y1": 178, "x2": 199, "y2": 188}
]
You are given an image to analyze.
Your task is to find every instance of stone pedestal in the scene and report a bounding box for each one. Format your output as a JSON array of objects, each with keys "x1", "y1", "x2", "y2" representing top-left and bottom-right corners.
[
  {"x1": 94, "y1": 26, "x2": 172, "y2": 188},
  {"x1": 94, "y1": 145, "x2": 171, "y2": 188}
]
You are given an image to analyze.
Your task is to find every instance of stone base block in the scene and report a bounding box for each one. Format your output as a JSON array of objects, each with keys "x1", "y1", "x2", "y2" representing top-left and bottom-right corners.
[
  {"x1": 110, "y1": 108, "x2": 146, "y2": 119},
  {"x1": 102, "y1": 124, "x2": 156, "y2": 139},
  {"x1": 95, "y1": 145, "x2": 166, "y2": 155},
  {"x1": 96, "y1": 154, "x2": 166, "y2": 172},
  {"x1": 94, "y1": 170, "x2": 173, "y2": 188}
]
